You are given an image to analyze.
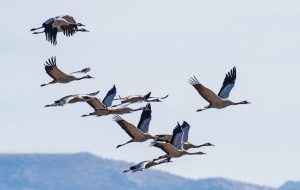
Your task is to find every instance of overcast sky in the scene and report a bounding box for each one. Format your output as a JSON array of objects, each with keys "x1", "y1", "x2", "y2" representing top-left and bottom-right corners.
[{"x1": 1, "y1": 0, "x2": 299, "y2": 187}]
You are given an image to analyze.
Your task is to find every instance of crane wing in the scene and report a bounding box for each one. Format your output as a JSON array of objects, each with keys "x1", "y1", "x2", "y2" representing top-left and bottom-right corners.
[
  {"x1": 86, "y1": 98, "x2": 106, "y2": 111},
  {"x1": 189, "y1": 76, "x2": 222, "y2": 104},
  {"x1": 218, "y1": 66, "x2": 236, "y2": 99},
  {"x1": 181, "y1": 121, "x2": 190, "y2": 142},
  {"x1": 52, "y1": 18, "x2": 71, "y2": 28},
  {"x1": 45, "y1": 29, "x2": 58, "y2": 45},
  {"x1": 145, "y1": 158, "x2": 171, "y2": 169},
  {"x1": 137, "y1": 103, "x2": 152, "y2": 133},
  {"x1": 152, "y1": 142, "x2": 179, "y2": 155},
  {"x1": 170, "y1": 123, "x2": 183, "y2": 150},
  {"x1": 61, "y1": 15, "x2": 76, "y2": 23},
  {"x1": 113, "y1": 115, "x2": 144, "y2": 139},
  {"x1": 44, "y1": 57, "x2": 69, "y2": 80},
  {"x1": 61, "y1": 25, "x2": 77, "y2": 37},
  {"x1": 53, "y1": 17, "x2": 77, "y2": 37},
  {"x1": 102, "y1": 85, "x2": 117, "y2": 107}
]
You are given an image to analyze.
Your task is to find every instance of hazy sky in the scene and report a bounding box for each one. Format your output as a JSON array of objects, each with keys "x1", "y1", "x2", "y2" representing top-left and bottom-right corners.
[{"x1": 1, "y1": 0, "x2": 299, "y2": 187}]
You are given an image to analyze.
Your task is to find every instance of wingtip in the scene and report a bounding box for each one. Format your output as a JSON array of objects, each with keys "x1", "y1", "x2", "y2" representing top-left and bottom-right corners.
[
  {"x1": 113, "y1": 115, "x2": 123, "y2": 121},
  {"x1": 90, "y1": 90, "x2": 100, "y2": 96},
  {"x1": 145, "y1": 103, "x2": 151, "y2": 110},
  {"x1": 188, "y1": 76, "x2": 199, "y2": 85}
]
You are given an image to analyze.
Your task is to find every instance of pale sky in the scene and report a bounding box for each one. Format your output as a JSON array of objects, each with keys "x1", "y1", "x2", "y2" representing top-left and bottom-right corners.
[{"x1": 1, "y1": 0, "x2": 299, "y2": 187}]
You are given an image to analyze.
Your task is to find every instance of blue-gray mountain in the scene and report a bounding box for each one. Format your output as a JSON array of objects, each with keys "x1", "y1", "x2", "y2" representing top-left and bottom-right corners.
[
  {"x1": 0, "y1": 153, "x2": 296, "y2": 190},
  {"x1": 279, "y1": 181, "x2": 300, "y2": 190}
]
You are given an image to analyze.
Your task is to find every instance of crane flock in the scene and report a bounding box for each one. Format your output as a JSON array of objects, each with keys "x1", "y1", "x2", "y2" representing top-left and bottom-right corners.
[{"x1": 32, "y1": 15, "x2": 249, "y2": 173}]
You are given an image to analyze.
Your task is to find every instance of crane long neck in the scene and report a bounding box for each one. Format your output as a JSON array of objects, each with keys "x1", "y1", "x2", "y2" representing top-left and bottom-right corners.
[
  {"x1": 75, "y1": 76, "x2": 88, "y2": 80},
  {"x1": 189, "y1": 144, "x2": 204, "y2": 148}
]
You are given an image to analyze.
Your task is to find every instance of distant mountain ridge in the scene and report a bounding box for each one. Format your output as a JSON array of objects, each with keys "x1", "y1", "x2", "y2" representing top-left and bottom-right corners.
[
  {"x1": 0, "y1": 153, "x2": 297, "y2": 190},
  {"x1": 279, "y1": 181, "x2": 300, "y2": 190}
]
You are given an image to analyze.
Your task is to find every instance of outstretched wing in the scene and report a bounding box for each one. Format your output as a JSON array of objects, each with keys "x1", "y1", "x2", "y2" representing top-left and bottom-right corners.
[
  {"x1": 189, "y1": 76, "x2": 222, "y2": 104},
  {"x1": 181, "y1": 121, "x2": 190, "y2": 142},
  {"x1": 113, "y1": 115, "x2": 144, "y2": 139},
  {"x1": 44, "y1": 57, "x2": 69, "y2": 80},
  {"x1": 137, "y1": 103, "x2": 152, "y2": 133},
  {"x1": 70, "y1": 67, "x2": 91, "y2": 74},
  {"x1": 54, "y1": 16, "x2": 77, "y2": 37},
  {"x1": 170, "y1": 123, "x2": 183, "y2": 150},
  {"x1": 218, "y1": 67, "x2": 236, "y2": 99},
  {"x1": 152, "y1": 142, "x2": 179, "y2": 155},
  {"x1": 61, "y1": 15, "x2": 78, "y2": 37},
  {"x1": 45, "y1": 28, "x2": 58, "y2": 45},
  {"x1": 102, "y1": 85, "x2": 117, "y2": 107},
  {"x1": 145, "y1": 159, "x2": 170, "y2": 169},
  {"x1": 87, "y1": 91, "x2": 100, "y2": 96},
  {"x1": 143, "y1": 92, "x2": 151, "y2": 100},
  {"x1": 86, "y1": 98, "x2": 106, "y2": 111},
  {"x1": 61, "y1": 15, "x2": 76, "y2": 23},
  {"x1": 61, "y1": 25, "x2": 77, "y2": 37},
  {"x1": 42, "y1": 18, "x2": 57, "y2": 45}
]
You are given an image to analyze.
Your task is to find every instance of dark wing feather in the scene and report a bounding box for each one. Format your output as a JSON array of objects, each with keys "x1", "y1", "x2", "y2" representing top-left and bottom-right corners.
[
  {"x1": 43, "y1": 17, "x2": 55, "y2": 26},
  {"x1": 129, "y1": 165, "x2": 138, "y2": 170},
  {"x1": 218, "y1": 67, "x2": 236, "y2": 99},
  {"x1": 189, "y1": 76, "x2": 222, "y2": 104},
  {"x1": 53, "y1": 17, "x2": 77, "y2": 37},
  {"x1": 181, "y1": 121, "x2": 190, "y2": 142},
  {"x1": 170, "y1": 123, "x2": 183, "y2": 149},
  {"x1": 143, "y1": 92, "x2": 151, "y2": 100},
  {"x1": 102, "y1": 85, "x2": 117, "y2": 107},
  {"x1": 61, "y1": 25, "x2": 77, "y2": 37},
  {"x1": 137, "y1": 103, "x2": 152, "y2": 133},
  {"x1": 42, "y1": 18, "x2": 57, "y2": 45},
  {"x1": 44, "y1": 57, "x2": 69, "y2": 80},
  {"x1": 113, "y1": 115, "x2": 144, "y2": 139},
  {"x1": 61, "y1": 16, "x2": 77, "y2": 37},
  {"x1": 45, "y1": 28, "x2": 58, "y2": 45}
]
